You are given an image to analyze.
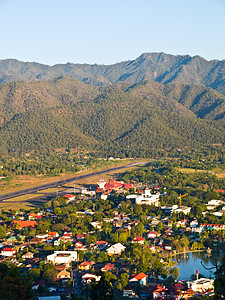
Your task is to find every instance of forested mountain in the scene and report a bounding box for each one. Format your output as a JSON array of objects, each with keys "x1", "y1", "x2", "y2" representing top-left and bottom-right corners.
[
  {"x1": 0, "y1": 52, "x2": 225, "y2": 94},
  {"x1": 0, "y1": 77, "x2": 225, "y2": 156}
]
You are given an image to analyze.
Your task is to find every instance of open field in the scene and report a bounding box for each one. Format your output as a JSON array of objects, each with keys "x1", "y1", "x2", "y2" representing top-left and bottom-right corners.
[
  {"x1": 176, "y1": 168, "x2": 206, "y2": 174},
  {"x1": 3, "y1": 194, "x2": 44, "y2": 202},
  {"x1": 0, "y1": 193, "x2": 46, "y2": 210},
  {"x1": 176, "y1": 167, "x2": 225, "y2": 178},
  {"x1": 0, "y1": 200, "x2": 36, "y2": 210}
]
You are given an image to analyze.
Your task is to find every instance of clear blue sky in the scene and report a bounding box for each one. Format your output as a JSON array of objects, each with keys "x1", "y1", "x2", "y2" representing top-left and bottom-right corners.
[{"x1": 0, "y1": 0, "x2": 224, "y2": 65}]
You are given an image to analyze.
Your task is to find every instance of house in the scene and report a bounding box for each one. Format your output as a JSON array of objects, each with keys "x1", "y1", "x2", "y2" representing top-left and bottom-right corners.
[
  {"x1": 149, "y1": 285, "x2": 165, "y2": 298},
  {"x1": 174, "y1": 206, "x2": 191, "y2": 215},
  {"x1": 129, "y1": 272, "x2": 148, "y2": 286},
  {"x1": 62, "y1": 232, "x2": 73, "y2": 240},
  {"x1": 48, "y1": 232, "x2": 59, "y2": 238},
  {"x1": 1, "y1": 247, "x2": 16, "y2": 256},
  {"x1": 10, "y1": 220, "x2": 37, "y2": 229},
  {"x1": 131, "y1": 236, "x2": 144, "y2": 244},
  {"x1": 123, "y1": 290, "x2": 137, "y2": 298},
  {"x1": 101, "y1": 263, "x2": 114, "y2": 272},
  {"x1": 30, "y1": 236, "x2": 45, "y2": 245},
  {"x1": 207, "y1": 199, "x2": 222, "y2": 208},
  {"x1": 46, "y1": 251, "x2": 78, "y2": 266},
  {"x1": 78, "y1": 261, "x2": 94, "y2": 271},
  {"x1": 63, "y1": 194, "x2": 76, "y2": 202},
  {"x1": 187, "y1": 278, "x2": 214, "y2": 293},
  {"x1": 81, "y1": 273, "x2": 101, "y2": 284},
  {"x1": 213, "y1": 210, "x2": 225, "y2": 218},
  {"x1": 28, "y1": 213, "x2": 42, "y2": 220},
  {"x1": 177, "y1": 219, "x2": 188, "y2": 227},
  {"x1": 22, "y1": 252, "x2": 34, "y2": 259},
  {"x1": 100, "y1": 194, "x2": 108, "y2": 200},
  {"x1": 190, "y1": 220, "x2": 199, "y2": 228},
  {"x1": 168, "y1": 284, "x2": 195, "y2": 299},
  {"x1": 57, "y1": 270, "x2": 71, "y2": 279},
  {"x1": 126, "y1": 189, "x2": 160, "y2": 206},
  {"x1": 75, "y1": 234, "x2": 86, "y2": 240},
  {"x1": 106, "y1": 243, "x2": 126, "y2": 256},
  {"x1": 95, "y1": 240, "x2": 108, "y2": 250},
  {"x1": 90, "y1": 221, "x2": 102, "y2": 229},
  {"x1": 147, "y1": 231, "x2": 159, "y2": 239}
]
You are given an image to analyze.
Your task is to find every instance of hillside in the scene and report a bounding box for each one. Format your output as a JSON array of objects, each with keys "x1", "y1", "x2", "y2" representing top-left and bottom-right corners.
[
  {"x1": 124, "y1": 81, "x2": 225, "y2": 120},
  {"x1": 0, "y1": 77, "x2": 225, "y2": 155},
  {"x1": 0, "y1": 53, "x2": 225, "y2": 94}
]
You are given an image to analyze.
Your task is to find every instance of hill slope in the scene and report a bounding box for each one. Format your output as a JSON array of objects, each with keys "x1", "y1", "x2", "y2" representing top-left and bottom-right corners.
[
  {"x1": 0, "y1": 53, "x2": 225, "y2": 94},
  {"x1": 0, "y1": 77, "x2": 225, "y2": 155}
]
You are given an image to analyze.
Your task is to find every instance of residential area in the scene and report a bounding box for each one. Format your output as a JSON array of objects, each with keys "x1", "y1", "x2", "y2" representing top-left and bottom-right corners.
[{"x1": 0, "y1": 161, "x2": 224, "y2": 299}]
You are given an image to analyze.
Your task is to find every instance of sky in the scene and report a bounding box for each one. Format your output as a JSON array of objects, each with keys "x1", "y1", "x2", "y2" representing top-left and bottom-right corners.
[{"x1": 0, "y1": 0, "x2": 224, "y2": 66}]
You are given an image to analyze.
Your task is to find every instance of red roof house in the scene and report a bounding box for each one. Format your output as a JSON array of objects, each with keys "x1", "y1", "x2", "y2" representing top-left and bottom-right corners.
[
  {"x1": 132, "y1": 236, "x2": 144, "y2": 244},
  {"x1": 101, "y1": 263, "x2": 114, "y2": 272},
  {"x1": 129, "y1": 273, "x2": 148, "y2": 286},
  {"x1": 10, "y1": 220, "x2": 37, "y2": 228}
]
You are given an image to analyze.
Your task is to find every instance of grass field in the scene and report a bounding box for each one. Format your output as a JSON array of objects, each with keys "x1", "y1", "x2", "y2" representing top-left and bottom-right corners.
[
  {"x1": 176, "y1": 167, "x2": 225, "y2": 178},
  {"x1": 176, "y1": 168, "x2": 205, "y2": 174}
]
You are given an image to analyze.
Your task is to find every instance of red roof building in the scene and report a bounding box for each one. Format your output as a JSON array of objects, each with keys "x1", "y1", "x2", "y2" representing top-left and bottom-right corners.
[
  {"x1": 63, "y1": 194, "x2": 76, "y2": 201},
  {"x1": 104, "y1": 178, "x2": 124, "y2": 190},
  {"x1": 101, "y1": 263, "x2": 114, "y2": 272},
  {"x1": 1, "y1": 247, "x2": 17, "y2": 256},
  {"x1": 129, "y1": 273, "x2": 148, "y2": 285},
  {"x1": 132, "y1": 236, "x2": 144, "y2": 244},
  {"x1": 10, "y1": 220, "x2": 37, "y2": 228}
]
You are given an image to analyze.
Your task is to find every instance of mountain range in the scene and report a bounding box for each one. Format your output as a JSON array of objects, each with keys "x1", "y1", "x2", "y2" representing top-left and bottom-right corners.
[
  {"x1": 1, "y1": 52, "x2": 225, "y2": 94},
  {"x1": 1, "y1": 74, "x2": 225, "y2": 156}
]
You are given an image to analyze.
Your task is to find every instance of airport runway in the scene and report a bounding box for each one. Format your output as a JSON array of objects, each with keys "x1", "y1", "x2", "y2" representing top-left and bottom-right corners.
[{"x1": 0, "y1": 161, "x2": 147, "y2": 202}]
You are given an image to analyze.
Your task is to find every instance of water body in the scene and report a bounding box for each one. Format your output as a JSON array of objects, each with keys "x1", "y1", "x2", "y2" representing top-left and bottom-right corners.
[{"x1": 173, "y1": 251, "x2": 222, "y2": 281}]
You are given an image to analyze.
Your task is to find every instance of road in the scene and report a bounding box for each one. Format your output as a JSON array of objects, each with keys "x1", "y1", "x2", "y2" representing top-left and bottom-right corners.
[{"x1": 0, "y1": 161, "x2": 147, "y2": 202}]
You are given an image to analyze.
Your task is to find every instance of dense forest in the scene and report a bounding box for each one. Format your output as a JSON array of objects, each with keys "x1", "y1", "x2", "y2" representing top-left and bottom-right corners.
[{"x1": 0, "y1": 77, "x2": 225, "y2": 156}]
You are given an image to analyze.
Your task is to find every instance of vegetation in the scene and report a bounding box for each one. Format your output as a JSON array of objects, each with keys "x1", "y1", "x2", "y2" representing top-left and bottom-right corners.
[
  {"x1": 1, "y1": 77, "x2": 225, "y2": 156},
  {"x1": 1, "y1": 53, "x2": 225, "y2": 95}
]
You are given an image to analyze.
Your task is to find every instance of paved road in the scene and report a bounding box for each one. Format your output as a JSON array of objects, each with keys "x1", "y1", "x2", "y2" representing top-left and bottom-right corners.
[{"x1": 0, "y1": 161, "x2": 147, "y2": 202}]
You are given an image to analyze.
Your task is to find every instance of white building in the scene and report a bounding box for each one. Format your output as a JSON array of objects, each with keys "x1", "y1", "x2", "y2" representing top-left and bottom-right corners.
[
  {"x1": 1, "y1": 248, "x2": 16, "y2": 257},
  {"x1": 213, "y1": 210, "x2": 225, "y2": 218},
  {"x1": 187, "y1": 278, "x2": 214, "y2": 293},
  {"x1": 46, "y1": 251, "x2": 77, "y2": 266},
  {"x1": 161, "y1": 205, "x2": 191, "y2": 215},
  {"x1": 82, "y1": 273, "x2": 101, "y2": 284},
  {"x1": 106, "y1": 243, "x2": 126, "y2": 256},
  {"x1": 207, "y1": 200, "x2": 222, "y2": 210},
  {"x1": 126, "y1": 189, "x2": 160, "y2": 206},
  {"x1": 174, "y1": 206, "x2": 191, "y2": 215}
]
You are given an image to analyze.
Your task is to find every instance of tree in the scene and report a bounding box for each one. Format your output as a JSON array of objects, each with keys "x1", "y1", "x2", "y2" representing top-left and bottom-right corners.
[
  {"x1": 170, "y1": 267, "x2": 179, "y2": 280},
  {"x1": 120, "y1": 273, "x2": 129, "y2": 289},
  {"x1": 29, "y1": 268, "x2": 40, "y2": 281},
  {"x1": 0, "y1": 225, "x2": 6, "y2": 239},
  {"x1": 0, "y1": 262, "x2": 33, "y2": 299},
  {"x1": 43, "y1": 268, "x2": 57, "y2": 284},
  {"x1": 90, "y1": 275, "x2": 114, "y2": 300},
  {"x1": 40, "y1": 262, "x2": 57, "y2": 285}
]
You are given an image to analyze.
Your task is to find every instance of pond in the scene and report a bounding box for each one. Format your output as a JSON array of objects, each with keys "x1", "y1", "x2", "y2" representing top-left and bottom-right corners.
[{"x1": 173, "y1": 251, "x2": 222, "y2": 281}]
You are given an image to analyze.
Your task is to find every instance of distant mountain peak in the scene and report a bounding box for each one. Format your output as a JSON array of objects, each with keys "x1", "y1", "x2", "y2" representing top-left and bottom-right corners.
[{"x1": 0, "y1": 52, "x2": 224, "y2": 93}]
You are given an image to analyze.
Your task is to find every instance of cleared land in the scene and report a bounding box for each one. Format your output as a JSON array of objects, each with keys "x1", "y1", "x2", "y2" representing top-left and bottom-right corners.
[
  {"x1": 0, "y1": 161, "x2": 145, "y2": 210},
  {"x1": 0, "y1": 159, "x2": 137, "y2": 195}
]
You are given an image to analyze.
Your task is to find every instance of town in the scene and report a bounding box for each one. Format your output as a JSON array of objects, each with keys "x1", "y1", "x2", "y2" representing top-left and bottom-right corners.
[{"x1": 0, "y1": 160, "x2": 224, "y2": 299}]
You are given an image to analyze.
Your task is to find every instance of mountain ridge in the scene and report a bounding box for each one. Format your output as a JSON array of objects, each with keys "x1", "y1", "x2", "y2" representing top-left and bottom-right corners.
[
  {"x1": 0, "y1": 52, "x2": 225, "y2": 94},
  {"x1": 0, "y1": 77, "x2": 225, "y2": 155}
]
